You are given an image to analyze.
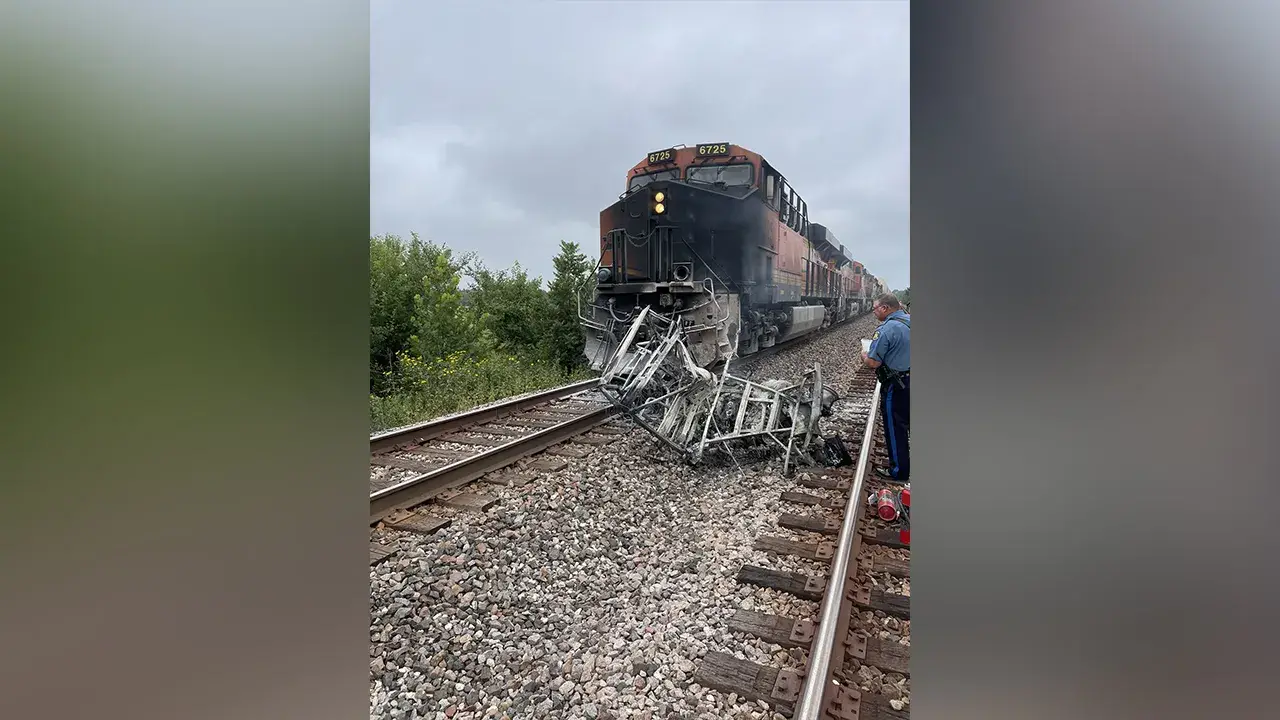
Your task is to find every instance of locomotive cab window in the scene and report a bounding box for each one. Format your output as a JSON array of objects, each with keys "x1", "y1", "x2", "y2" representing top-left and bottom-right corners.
[
  {"x1": 687, "y1": 163, "x2": 754, "y2": 187},
  {"x1": 628, "y1": 169, "x2": 679, "y2": 192},
  {"x1": 794, "y1": 197, "x2": 806, "y2": 232},
  {"x1": 781, "y1": 181, "x2": 802, "y2": 232}
]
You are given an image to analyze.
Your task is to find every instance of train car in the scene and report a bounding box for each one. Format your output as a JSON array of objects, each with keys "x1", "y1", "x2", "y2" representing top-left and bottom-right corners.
[
  {"x1": 868, "y1": 275, "x2": 889, "y2": 302},
  {"x1": 581, "y1": 143, "x2": 880, "y2": 370}
]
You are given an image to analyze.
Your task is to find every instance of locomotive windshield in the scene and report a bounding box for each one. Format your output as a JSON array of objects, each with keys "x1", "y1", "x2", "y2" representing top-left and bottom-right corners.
[
  {"x1": 628, "y1": 169, "x2": 679, "y2": 192},
  {"x1": 687, "y1": 163, "x2": 755, "y2": 187}
]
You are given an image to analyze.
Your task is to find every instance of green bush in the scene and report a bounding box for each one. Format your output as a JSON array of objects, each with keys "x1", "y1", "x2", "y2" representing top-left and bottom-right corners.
[
  {"x1": 369, "y1": 233, "x2": 598, "y2": 432},
  {"x1": 894, "y1": 286, "x2": 911, "y2": 308},
  {"x1": 370, "y1": 350, "x2": 592, "y2": 432}
]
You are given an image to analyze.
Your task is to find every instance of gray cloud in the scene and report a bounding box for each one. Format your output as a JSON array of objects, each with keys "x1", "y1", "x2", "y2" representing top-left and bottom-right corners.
[{"x1": 373, "y1": 1, "x2": 909, "y2": 289}]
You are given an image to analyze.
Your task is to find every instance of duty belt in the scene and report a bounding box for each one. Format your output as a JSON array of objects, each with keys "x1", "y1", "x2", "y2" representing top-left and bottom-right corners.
[{"x1": 877, "y1": 364, "x2": 910, "y2": 389}]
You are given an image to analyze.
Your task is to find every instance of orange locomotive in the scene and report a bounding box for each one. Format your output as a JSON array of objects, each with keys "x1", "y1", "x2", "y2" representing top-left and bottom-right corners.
[{"x1": 582, "y1": 143, "x2": 884, "y2": 369}]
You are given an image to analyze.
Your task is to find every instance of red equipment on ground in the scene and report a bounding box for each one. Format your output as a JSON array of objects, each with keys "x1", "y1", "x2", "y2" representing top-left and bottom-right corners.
[
  {"x1": 874, "y1": 488, "x2": 899, "y2": 521},
  {"x1": 868, "y1": 484, "x2": 910, "y2": 545},
  {"x1": 898, "y1": 484, "x2": 910, "y2": 545}
]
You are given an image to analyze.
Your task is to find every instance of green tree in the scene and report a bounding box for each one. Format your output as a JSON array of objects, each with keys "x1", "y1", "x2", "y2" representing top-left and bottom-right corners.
[
  {"x1": 369, "y1": 233, "x2": 479, "y2": 393},
  {"x1": 467, "y1": 261, "x2": 550, "y2": 359},
  {"x1": 369, "y1": 235, "x2": 408, "y2": 385},
  {"x1": 543, "y1": 240, "x2": 595, "y2": 371},
  {"x1": 367, "y1": 235, "x2": 600, "y2": 431},
  {"x1": 369, "y1": 233, "x2": 428, "y2": 393},
  {"x1": 894, "y1": 286, "x2": 911, "y2": 308},
  {"x1": 407, "y1": 241, "x2": 478, "y2": 363}
]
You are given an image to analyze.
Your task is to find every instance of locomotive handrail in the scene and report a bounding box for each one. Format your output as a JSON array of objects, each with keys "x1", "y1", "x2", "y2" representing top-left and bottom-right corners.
[
  {"x1": 576, "y1": 263, "x2": 600, "y2": 327},
  {"x1": 584, "y1": 141, "x2": 886, "y2": 376}
]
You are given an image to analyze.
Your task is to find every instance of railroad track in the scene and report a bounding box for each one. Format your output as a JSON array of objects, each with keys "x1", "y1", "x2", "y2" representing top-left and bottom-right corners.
[
  {"x1": 369, "y1": 310, "x2": 875, "y2": 529},
  {"x1": 692, "y1": 370, "x2": 913, "y2": 719},
  {"x1": 716, "y1": 311, "x2": 869, "y2": 374},
  {"x1": 368, "y1": 314, "x2": 892, "y2": 718},
  {"x1": 369, "y1": 379, "x2": 627, "y2": 525}
]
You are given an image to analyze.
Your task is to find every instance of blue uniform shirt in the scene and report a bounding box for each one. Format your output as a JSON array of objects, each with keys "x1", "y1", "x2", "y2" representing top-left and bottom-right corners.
[{"x1": 868, "y1": 310, "x2": 910, "y2": 372}]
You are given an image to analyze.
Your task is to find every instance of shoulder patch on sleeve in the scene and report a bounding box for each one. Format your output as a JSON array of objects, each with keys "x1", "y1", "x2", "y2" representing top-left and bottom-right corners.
[{"x1": 872, "y1": 331, "x2": 880, "y2": 340}]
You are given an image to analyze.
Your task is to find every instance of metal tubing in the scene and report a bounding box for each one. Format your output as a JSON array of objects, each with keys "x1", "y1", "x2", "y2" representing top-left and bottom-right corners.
[{"x1": 791, "y1": 380, "x2": 883, "y2": 720}]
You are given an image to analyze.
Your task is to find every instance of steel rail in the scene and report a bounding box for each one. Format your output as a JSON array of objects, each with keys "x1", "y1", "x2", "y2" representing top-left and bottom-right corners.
[
  {"x1": 369, "y1": 404, "x2": 616, "y2": 523},
  {"x1": 792, "y1": 380, "x2": 883, "y2": 720},
  {"x1": 370, "y1": 377, "x2": 601, "y2": 454}
]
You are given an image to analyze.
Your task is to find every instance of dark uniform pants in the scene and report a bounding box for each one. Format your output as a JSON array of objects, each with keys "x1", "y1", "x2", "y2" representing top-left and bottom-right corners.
[{"x1": 881, "y1": 373, "x2": 910, "y2": 482}]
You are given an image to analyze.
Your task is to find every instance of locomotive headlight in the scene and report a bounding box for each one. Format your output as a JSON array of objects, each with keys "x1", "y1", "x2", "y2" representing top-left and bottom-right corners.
[
  {"x1": 654, "y1": 203, "x2": 666, "y2": 214},
  {"x1": 653, "y1": 191, "x2": 665, "y2": 203},
  {"x1": 597, "y1": 267, "x2": 612, "y2": 283}
]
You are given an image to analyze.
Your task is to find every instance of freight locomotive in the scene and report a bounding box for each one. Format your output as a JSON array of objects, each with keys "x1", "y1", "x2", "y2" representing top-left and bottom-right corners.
[{"x1": 581, "y1": 143, "x2": 888, "y2": 370}]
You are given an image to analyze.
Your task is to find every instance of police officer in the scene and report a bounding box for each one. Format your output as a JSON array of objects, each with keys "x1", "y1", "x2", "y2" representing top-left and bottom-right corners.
[{"x1": 862, "y1": 293, "x2": 910, "y2": 483}]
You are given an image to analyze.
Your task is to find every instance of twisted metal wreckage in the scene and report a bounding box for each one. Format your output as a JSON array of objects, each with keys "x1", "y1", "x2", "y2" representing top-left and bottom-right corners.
[{"x1": 595, "y1": 306, "x2": 846, "y2": 473}]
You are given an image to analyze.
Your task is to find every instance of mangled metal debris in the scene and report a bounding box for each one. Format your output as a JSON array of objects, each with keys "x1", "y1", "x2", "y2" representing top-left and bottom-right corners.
[{"x1": 597, "y1": 307, "x2": 840, "y2": 473}]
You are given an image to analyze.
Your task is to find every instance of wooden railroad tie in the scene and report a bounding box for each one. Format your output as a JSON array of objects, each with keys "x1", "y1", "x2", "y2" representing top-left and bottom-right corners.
[
  {"x1": 859, "y1": 552, "x2": 910, "y2": 578},
  {"x1": 825, "y1": 685, "x2": 910, "y2": 720},
  {"x1": 499, "y1": 417, "x2": 561, "y2": 429},
  {"x1": 472, "y1": 424, "x2": 527, "y2": 437},
  {"x1": 483, "y1": 470, "x2": 535, "y2": 488},
  {"x1": 383, "y1": 440, "x2": 424, "y2": 455},
  {"x1": 572, "y1": 433, "x2": 615, "y2": 445},
  {"x1": 727, "y1": 609, "x2": 814, "y2": 649},
  {"x1": 725, "y1": 610, "x2": 912, "y2": 678},
  {"x1": 849, "y1": 583, "x2": 910, "y2": 619},
  {"x1": 860, "y1": 526, "x2": 909, "y2": 550},
  {"x1": 439, "y1": 433, "x2": 508, "y2": 448},
  {"x1": 521, "y1": 411, "x2": 580, "y2": 423},
  {"x1": 370, "y1": 455, "x2": 439, "y2": 473},
  {"x1": 439, "y1": 491, "x2": 499, "y2": 512},
  {"x1": 589, "y1": 425, "x2": 628, "y2": 436},
  {"x1": 778, "y1": 513, "x2": 841, "y2": 536},
  {"x1": 692, "y1": 652, "x2": 908, "y2": 720},
  {"x1": 691, "y1": 652, "x2": 795, "y2": 717},
  {"x1": 754, "y1": 535, "x2": 835, "y2": 563},
  {"x1": 397, "y1": 446, "x2": 474, "y2": 462},
  {"x1": 781, "y1": 490, "x2": 847, "y2": 509},
  {"x1": 369, "y1": 540, "x2": 400, "y2": 565},
  {"x1": 736, "y1": 565, "x2": 826, "y2": 601},
  {"x1": 798, "y1": 475, "x2": 851, "y2": 491},
  {"x1": 528, "y1": 407, "x2": 585, "y2": 418},
  {"x1": 382, "y1": 510, "x2": 452, "y2": 536},
  {"x1": 848, "y1": 632, "x2": 911, "y2": 676},
  {"x1": 546, "y1": 444, "x2": 593, "y2": 458},
  {"x1": 524, "y1": 457, "x2": 568, "y2": 472}
]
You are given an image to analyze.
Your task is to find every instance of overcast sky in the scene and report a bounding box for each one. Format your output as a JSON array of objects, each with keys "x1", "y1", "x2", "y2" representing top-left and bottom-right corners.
[{"x1": 372, "y1": 1, "x2": 909, "y2": 290}]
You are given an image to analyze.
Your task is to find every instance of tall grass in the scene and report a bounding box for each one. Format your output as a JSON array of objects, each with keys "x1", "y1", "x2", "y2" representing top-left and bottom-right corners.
[{"x1": 369, "y1": 350, "x2": 593, "y2": 432}]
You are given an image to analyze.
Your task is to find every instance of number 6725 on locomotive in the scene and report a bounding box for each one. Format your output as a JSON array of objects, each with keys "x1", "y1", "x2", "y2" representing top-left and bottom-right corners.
[{"x1": 580, "y1": 142, "x2": 888, "y2": 369}]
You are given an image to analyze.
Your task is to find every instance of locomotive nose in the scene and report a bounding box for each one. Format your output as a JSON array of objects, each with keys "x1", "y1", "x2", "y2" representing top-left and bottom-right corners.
[
  {"x1": 623, "y1": 183, "x2": 672, "y2": 236},
  {"x1": 624, "y1": 186, "x2": 650, "y2": 218}
]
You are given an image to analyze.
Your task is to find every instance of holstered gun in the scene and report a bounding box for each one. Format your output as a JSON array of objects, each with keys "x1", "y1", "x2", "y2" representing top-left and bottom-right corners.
[{"x1": 876, "y1": 364, "x2": 907, "y2": 390}]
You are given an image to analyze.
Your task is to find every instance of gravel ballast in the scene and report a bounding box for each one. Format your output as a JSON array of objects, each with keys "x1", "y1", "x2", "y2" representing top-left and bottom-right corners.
[{"x1": 371, "y1": 316, "x2": 884, "y2": 720}]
